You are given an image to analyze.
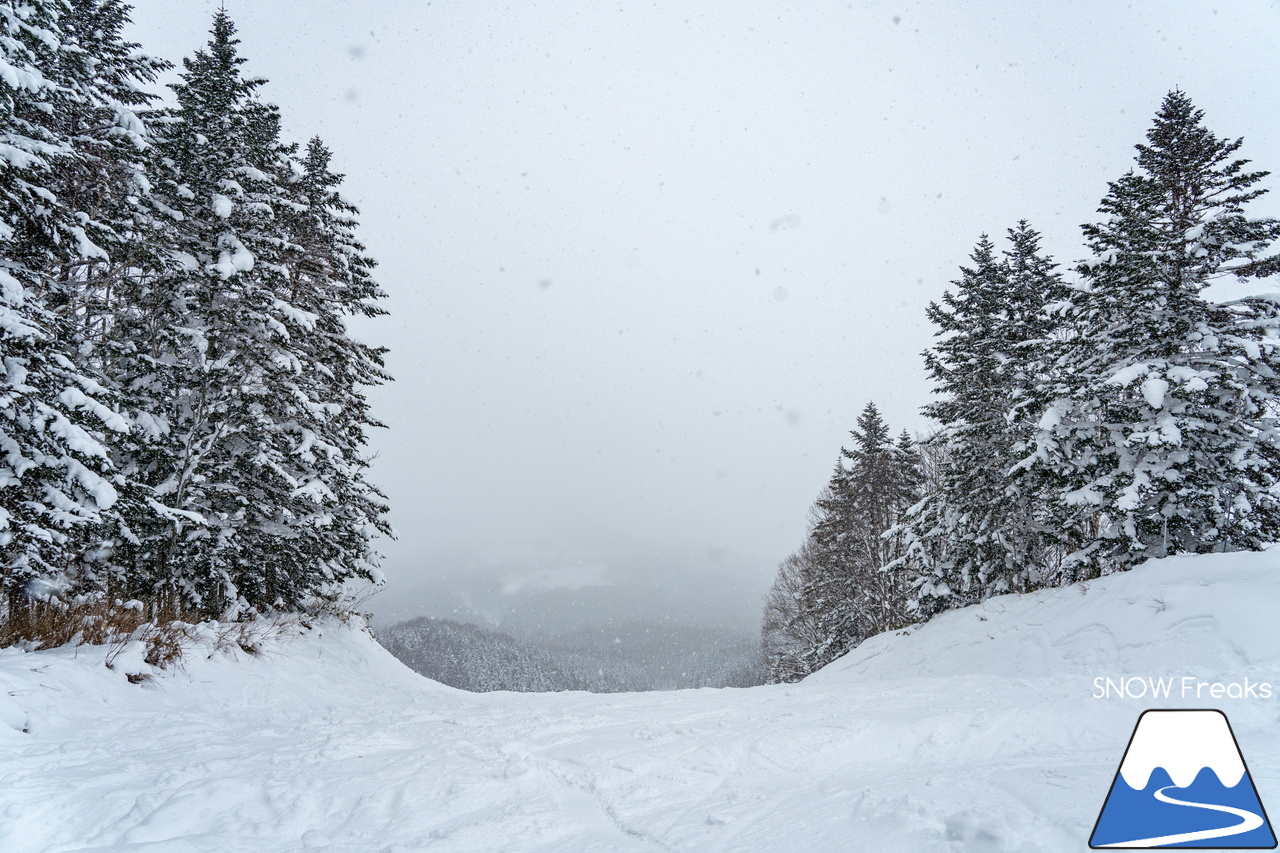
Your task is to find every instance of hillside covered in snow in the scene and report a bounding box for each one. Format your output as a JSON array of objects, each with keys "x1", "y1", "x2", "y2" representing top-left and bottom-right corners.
[{"x1": 2, "y1": 550, "x2": 1277, "y2": 852}]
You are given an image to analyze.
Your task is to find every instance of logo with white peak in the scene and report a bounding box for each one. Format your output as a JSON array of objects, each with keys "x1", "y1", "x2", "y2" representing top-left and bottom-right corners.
[{"x1": 1090, "y1": 709, "x2": 1276, "y2": 848}]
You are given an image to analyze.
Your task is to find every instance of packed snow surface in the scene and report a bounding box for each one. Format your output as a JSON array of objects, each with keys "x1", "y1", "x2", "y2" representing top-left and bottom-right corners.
[{"x1": 2, "y1": 551, "x2": 1279, "y2": 852}]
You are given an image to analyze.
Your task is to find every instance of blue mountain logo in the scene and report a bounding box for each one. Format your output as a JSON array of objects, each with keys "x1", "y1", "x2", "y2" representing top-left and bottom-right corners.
[{"x1": 1091, "y1": 709, "x2": 1276, "y2": 848}]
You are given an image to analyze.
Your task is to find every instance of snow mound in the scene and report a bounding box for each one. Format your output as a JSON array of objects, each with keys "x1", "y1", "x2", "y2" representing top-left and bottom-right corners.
[
  {"x1": 0, "y1": 617, "x2": 450, "y2": 745},
  {"x1": 808, "y1": 548, "x2": 1280, "y2": 683}
]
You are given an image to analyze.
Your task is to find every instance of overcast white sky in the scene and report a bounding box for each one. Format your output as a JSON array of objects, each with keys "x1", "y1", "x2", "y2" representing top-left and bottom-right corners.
[{"x1": 126, "y1": 0, "x2": 1280, "y2": 594}]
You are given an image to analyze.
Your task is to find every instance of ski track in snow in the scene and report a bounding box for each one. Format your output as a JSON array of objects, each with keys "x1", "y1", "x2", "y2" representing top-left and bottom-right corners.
[{"x1": 1, "y1": 550, "x2": 1279, "y2": 852}]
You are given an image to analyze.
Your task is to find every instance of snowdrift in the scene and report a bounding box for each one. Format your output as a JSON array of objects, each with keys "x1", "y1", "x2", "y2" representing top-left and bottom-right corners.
[
  {"x1": 809, "y1": 548, "x2": 1280, "y2": 682},
  {"x1": 1, "y1": 550, "x2": 1277, "y2": 852}
]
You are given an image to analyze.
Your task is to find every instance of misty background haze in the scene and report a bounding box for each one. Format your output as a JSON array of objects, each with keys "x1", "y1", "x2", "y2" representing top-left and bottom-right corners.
[{"x1": 123, "y1": 1, "x2": 1280, "y2": 648}]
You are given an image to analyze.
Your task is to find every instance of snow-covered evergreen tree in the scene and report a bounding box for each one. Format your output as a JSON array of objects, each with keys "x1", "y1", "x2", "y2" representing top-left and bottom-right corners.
[
  {"x1": 107, "y1": 12, "x2": 389, "y2": 615},
  {"x1": 761, "y1": 516, "x2": 832, "y2": 683},
  {"x1": 0, "y1": 0, "x2": 142, "y2": 610},
  {"x1": 1023, "y1": 91, "x2": 1280, "y2": 576},
  {"x1": 901, "y1": 225, "x2": 1070, "y2": 616},
  {"x1": 272, "y1": 136, "x2": 393, "y2": 598},
  {"x1": 773, "y1": 403, "x2": 919, "y2": 672},
  {"x1": 37, "y1": 0, "x2": 168, "y2": 601}
]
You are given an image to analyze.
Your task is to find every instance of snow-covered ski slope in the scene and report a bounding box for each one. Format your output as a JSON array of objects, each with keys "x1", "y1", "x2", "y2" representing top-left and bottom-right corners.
[{"x1": 2, "y1": 550, "x2": 1278, "y2": 852}]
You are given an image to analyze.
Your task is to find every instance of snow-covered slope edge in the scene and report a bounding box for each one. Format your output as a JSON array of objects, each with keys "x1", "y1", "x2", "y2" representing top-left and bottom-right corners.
[
  {"x1": 809, "y1": 548, "x2": 1280, "y2": 683},
  {"x1": 0, "y1": 619, "x2": 475, "y2": 852},
  {"x1": 0, "y1": 551, "x2": 1276, "y2": 852},
  {"x1": 0, "y1": 618, "x2": 460, "y2": 746}
]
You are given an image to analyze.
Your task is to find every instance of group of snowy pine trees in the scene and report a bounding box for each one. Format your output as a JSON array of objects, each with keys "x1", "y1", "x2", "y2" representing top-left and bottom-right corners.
[
  {"x1": 0, "y1": 2, "x2": 390, "y2": 627},
  {"x1": 764, "y1": 91, "x2": 1280, "y2": 683},
  {"x1": 762, "y1": 403, "x2": 922, "y2": 681}
]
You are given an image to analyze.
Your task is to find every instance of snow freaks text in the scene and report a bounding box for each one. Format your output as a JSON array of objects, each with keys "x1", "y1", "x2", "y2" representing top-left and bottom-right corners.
[{"x1": 1092, "y1": 677, "x2": 1274, "y2": 701}]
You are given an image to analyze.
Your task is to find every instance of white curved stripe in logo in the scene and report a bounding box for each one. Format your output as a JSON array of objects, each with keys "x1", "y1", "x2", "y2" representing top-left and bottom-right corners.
[{"x1": 1097, "y1": 785, "x2": 1265, "y2": 848}]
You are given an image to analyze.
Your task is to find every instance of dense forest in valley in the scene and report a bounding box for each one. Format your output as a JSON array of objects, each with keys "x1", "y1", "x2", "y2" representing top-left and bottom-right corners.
[{"x1": 379, "y1": 616, "x2": 761, "y2": 693}]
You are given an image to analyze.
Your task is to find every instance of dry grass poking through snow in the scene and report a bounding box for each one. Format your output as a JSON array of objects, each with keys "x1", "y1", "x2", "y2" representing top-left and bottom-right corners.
[{"x1": 0, "y1": 596, "x2": 350, "y2": 681}]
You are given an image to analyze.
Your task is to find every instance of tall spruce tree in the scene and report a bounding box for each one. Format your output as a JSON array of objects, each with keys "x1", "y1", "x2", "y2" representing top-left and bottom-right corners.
[
  {"x1": 271, "y1": 136, "x2": 393, "y2": 600},
  {"x1": 106, "y1": 11, "x2": 389, "y2": 615},
  {"x1": 1023, "y1": 90, "x2": 1280, "y2": 576},
  {"x1": 40, "y1": 0, "x2": 168, "y2": 601},
  {"x1": 801, "y1": 403, "x2": 919, "y2": 664},
  {"x1": 0, "y1": 0, "x2": 141, "y2": 611},
  {"x1": 902, "y1": 224, "x2": 1070, "y2": 616}
]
